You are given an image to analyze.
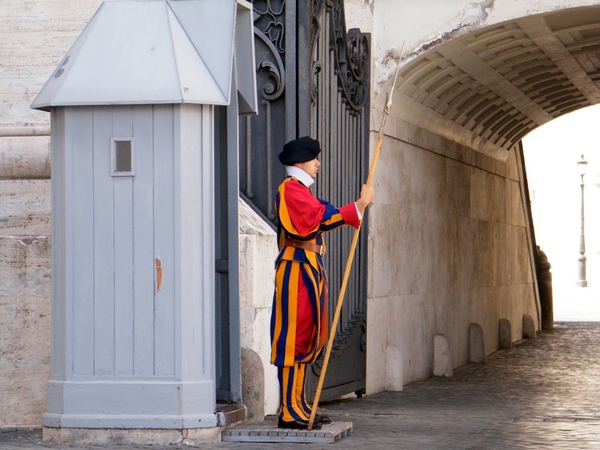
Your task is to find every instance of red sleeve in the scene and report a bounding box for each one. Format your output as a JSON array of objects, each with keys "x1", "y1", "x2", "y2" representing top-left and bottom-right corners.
[
  {"x1": 283, "y1": 179, "x2": 326, "y2": 235},
  {"x1": 338, "y1": 203, "x2": 361, "y2": 229}
]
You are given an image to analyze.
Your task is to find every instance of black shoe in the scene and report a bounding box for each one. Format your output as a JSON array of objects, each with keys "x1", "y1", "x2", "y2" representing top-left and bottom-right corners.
[
  {"x1": 278, "y1": 418, "x2": 322, "y2": 430},
  {"x1": 316, "y1": 414, "x2": 332, "y2": 424}
]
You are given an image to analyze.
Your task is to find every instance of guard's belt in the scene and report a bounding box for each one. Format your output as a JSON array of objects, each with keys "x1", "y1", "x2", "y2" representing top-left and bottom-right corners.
[{"x1": 284, "y1": 238, "x2": 325, "y2": 256}]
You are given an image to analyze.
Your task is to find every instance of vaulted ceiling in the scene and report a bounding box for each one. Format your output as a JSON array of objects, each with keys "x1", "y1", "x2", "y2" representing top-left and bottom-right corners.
[{"x1": 394, "y1": 5, "x2": 600, "y2": 158}]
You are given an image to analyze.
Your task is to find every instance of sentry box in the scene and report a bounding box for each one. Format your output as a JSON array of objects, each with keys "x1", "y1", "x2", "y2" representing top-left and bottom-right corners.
[{"x1": 31, "y1": 0, "x2": 256, "y2": 430}]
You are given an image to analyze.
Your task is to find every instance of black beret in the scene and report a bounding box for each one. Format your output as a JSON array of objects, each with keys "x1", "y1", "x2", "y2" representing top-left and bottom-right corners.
[{"x1": 278, "y1": 136, "x2": 321, "y2": 165}]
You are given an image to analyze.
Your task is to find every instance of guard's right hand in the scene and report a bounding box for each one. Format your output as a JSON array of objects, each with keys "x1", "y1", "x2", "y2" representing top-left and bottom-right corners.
[
  {"x1": 360, "y1": 184, "x2": 375, "y2": 204},
  {"x1": 357, "y1": 184, "x2": 375, "y2": 212}
]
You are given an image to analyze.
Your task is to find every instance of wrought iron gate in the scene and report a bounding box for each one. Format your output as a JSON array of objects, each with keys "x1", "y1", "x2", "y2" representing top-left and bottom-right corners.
[{"x1": 241, "y1": 0, "x2": 371, "y2": 401}]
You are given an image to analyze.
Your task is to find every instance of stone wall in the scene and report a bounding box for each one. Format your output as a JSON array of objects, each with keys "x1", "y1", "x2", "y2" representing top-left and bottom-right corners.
[
  {"x1": 0, "y1": 0, "x2": 102, "y2": 427},
  {"x1": 365, "y1": 115, "x2": 538, "y2": 393}
]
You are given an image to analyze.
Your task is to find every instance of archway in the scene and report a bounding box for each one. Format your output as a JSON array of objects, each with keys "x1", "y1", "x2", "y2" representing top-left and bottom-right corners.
[
  {"x1": 364, "y1": 4, "x2": 600, "y2": 391},
  {"x1": 390, "y1": 5, "x2": 600, "y2": 326}
]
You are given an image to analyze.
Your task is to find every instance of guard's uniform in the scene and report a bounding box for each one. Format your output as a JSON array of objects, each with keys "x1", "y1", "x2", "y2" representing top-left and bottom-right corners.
[{"x1": 271, "y1": 174, "x2": 360, "y2": 423}]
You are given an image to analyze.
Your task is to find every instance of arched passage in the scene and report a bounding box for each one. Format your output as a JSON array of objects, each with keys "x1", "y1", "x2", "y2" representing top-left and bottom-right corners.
[
  {"x1": 365, "y1": 4, "x2": 600, "y2": 393},
  {"x1": 389, "y1": 4, "x2": 600, "y2": 319}
]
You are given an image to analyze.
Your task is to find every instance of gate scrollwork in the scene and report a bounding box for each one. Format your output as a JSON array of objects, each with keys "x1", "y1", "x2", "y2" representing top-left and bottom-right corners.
[
  {"x1": 310, "y1": 0, "x2": 369, "y2": 112},
  {"x1": 253, "y1": 0, "x2": 286, "y2": 101}
]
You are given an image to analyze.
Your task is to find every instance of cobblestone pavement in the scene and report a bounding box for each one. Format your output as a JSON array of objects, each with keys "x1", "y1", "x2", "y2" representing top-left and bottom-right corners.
[{"x1": 3, "y1": 322, "x2": 600, "y2": 449}]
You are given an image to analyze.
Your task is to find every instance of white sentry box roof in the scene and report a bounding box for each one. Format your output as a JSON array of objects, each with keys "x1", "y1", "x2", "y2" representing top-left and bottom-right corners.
[{"x1": 32, "y1": 0, "x2": 257, "y2": 113}]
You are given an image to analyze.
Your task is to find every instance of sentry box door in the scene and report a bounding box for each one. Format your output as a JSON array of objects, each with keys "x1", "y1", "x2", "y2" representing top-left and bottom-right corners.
[{"x1": 60, "y1": 104, "x2": 176, "y2": 378}]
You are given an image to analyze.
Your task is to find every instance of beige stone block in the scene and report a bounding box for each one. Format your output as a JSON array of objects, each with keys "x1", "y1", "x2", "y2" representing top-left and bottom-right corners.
[
  {"x1": 470, "y1": 168, "x2": 488, "y2": 221},
  {"x1": 238, "y1": 199, "x2": 277, "y2": 309},
  {"x1": 344, "y1": 0, "x2": 374, "y2": 32},
  {"x1": 388, "y1": 293, "x2": 434, "y2": 382},
  {"x1": 443, "y1": 289, "x2": 470, "y2": 367},
  {"x1": 0, "y1": 180, "x2": 50, "y2": 236},
  {"x1": 473, "y1": 221, "x2": 495, "y2": 287},
  {"x1": 424, "y1": 210, "x2": 453, "y2": 291},
  {"x1": 444, "y1": 159, "x2": 470, "y2": 217},
  {"x1": 385, "y1": 346, "x2": 403, "y2": 391},
  {"x1": 370, "y1": 204, "x2": 424, "y2": 297},
  {"x1": 365, "y1": 297, "x2": 388, "y2": 394},
  {"x1": 506, "y1": 146, "x2": 520, "y2": 181},
  {"x1": 451, "y1": 217, "x2": 479, "y2": 290},
  {"x1": 491, "y1": 174, "x2": 507, "y2": 223},
  {"x1": 372, "y1": 138, "x2": 407, "y2": 206},
  {"x1": 495, "y1": 224, "x2": 509, "y2": 286},
  {"x1": 0, "y1": 236, "x2": 51, "y2": 427},
  {"x1": 0, "y1": 0, "x2": 102, "y2": 127},
  {"x1": 0, "y1": 136, "x2": 50, "y2": 179},
  {"x1": 238, "y1": 234, "x2": 276, "y2": 311},
  {"x1": 467, "y1": 168, "x2": 507, "y2": 225},
  {"x1": 506, "y1": 179, "x2": 526, "y2": 227}
]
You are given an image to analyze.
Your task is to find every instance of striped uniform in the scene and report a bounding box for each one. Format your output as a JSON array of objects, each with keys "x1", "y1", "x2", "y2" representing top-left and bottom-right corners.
[{"x1": 271, "y1": 176, "x2": 360, "y2": 422}]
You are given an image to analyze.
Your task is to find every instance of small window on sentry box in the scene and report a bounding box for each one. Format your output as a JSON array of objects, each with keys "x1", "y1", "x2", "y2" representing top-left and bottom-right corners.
[{"x1": 111, "y1": 138, "x2": 135, "y2": 176}]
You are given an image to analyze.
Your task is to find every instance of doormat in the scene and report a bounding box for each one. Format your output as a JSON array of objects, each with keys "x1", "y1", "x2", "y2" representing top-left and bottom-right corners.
[{"x1": 222, "y1": 419, "x2": 353, "y2": 444}]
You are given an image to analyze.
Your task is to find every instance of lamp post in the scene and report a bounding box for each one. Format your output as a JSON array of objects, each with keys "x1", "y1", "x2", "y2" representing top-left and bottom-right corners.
[{"x1": 577, "y1": 154, "x2": 588, "y2": 287}]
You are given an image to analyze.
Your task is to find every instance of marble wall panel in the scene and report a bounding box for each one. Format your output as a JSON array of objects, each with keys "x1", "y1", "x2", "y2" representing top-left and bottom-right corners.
[{"x1": 365, "y1": 296, "x2": 388, "y2": 394}]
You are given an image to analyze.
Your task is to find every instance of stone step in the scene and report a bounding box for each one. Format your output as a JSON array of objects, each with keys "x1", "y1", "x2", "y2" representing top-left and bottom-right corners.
[{"x1": 216, "y1": 403, "x2": 247, "y2": 427}]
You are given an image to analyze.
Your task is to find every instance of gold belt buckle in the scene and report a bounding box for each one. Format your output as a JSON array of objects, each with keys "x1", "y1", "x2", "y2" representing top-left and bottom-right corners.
[{"x1": 320, "y1": 245, "x2": 325, "y2": 257}]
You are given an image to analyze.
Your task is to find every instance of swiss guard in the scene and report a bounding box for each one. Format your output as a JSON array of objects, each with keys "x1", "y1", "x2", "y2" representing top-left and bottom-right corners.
[{"x1": 270, "y1": 136, "x2": 374, "y2": 430}]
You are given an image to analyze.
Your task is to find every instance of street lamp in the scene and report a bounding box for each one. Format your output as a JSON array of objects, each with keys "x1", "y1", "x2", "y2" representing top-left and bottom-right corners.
[{"x1": 577, "y1": 154, "x2": 588, "y2": 287}]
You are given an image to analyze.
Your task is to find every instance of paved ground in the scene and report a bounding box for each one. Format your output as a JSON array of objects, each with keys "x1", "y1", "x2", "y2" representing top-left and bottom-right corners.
[
  {"x1": 3, "y1": 322, "x2": 600, "y2": 449},
  {"x1": 553, "y1": 282, "x2": 600, "y2": 322}
]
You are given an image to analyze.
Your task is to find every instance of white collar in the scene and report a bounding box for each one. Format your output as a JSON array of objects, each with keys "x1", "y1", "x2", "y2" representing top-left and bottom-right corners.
[{"x1": 285, "y1": 165, "x2": 315, "y2": 188}]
